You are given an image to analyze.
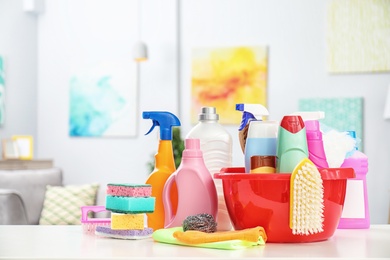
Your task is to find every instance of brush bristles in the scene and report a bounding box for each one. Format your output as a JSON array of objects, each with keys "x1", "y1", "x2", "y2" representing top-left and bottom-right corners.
[
  {"x1": 291, "y1": 162, "x2": 324, "y2": 235},
  {"x1": 82, "y1": 222, "x2": 111, "y2": 235}
]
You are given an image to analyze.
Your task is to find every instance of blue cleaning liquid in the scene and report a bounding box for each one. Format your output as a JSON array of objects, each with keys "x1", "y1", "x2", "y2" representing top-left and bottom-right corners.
[{"x1": 245, "y1": 137, "x2": 277, "y2": 173}]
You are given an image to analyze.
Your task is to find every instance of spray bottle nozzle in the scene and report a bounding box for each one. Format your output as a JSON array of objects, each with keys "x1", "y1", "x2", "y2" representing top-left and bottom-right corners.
[
  {"x1": 235, "y1": 103, "x2": 269, "y2": 131},
  {"x1": 142, "y1": 111, "x2": 181, "y2": 140}
]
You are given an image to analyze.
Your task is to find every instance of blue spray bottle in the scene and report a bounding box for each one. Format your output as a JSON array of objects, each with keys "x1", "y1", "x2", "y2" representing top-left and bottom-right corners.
[{"x1": 236, "y1": 104, "x2": 278, "y2": 173}]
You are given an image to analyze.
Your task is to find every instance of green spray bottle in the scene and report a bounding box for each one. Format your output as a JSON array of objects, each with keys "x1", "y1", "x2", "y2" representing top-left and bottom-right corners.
[{"x1": 143, "y1": 111, "x2": 180, "y2": 231}]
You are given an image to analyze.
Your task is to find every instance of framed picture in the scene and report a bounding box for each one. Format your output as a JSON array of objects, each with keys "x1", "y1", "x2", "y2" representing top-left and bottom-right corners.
[
  {"x1": 12, "y1": 135, "x2": 33, "y2": 160},
  {"x1": 191, "y1": 46, "x2": 268, "y2": 124},
  {"x1": 2, "y1": 139, "x2": 19, "y2": 159}
]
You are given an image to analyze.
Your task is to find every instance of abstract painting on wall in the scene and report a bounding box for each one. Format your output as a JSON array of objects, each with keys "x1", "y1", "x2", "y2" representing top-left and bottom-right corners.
[
  {"x1": 0, "y1": 56, "x2": 4, "y2": 126},
  {"x1": 69, "y1": 61, "x2": 138, "y2": 137},
  {"x1": 327, "y1": 0, "x2": 390, "y2": 73},
  {"x1": 298, "y1": 97, "x2": 364, "y2": 151},
  {"x1": 191, "y1": 46, "x2": 268, "y2": 124}
]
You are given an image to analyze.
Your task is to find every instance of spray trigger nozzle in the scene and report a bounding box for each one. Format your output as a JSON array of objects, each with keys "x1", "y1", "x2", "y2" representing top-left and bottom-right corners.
[
  {"x1": 145, "y1": 120, "x2": 159, "y2": 136},
  {"x1": 142, "y1": 111, "x2": 181, "y2": 140}
]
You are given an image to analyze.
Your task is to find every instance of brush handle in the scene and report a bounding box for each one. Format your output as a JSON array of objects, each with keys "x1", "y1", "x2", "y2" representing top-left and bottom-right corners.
[{"x1": 81, "y1": 205, "x2": 107, "y2": 221}]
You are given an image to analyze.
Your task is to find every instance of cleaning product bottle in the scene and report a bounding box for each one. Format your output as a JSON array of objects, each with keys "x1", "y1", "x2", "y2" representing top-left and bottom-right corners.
[
  {"x1": 291, "y1": 111, "x2": 329, "y2": 169},
  {"x1": 250, "y1": 155, "x2": 276, "y2": 173},
  {"x1": 163, "y1": 138, "x2": 218, "y2": 229},
  {"x1": 142, "y1": 111, "x2": 180, "y2": 231},
  {"x1": 338, "y1": 131, "x2": 370, "y2": 229},
  {"x1": 276, "y1": 115, "x2": 308, "y2": 173},
  {"x1": 185, "y1": 107, "x2": 232, "y2": 231},
  {"x1": 236, "y1": 103, "x2": 270, "y2": 154},
  {"x1": 236, "y1": 104, "x2": 278, "y2": 173}
]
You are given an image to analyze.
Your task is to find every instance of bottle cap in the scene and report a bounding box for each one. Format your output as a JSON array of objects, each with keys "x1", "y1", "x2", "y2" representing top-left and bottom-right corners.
[
  {"x1": 199, "y1": 107, "x2": 219, "y2": 121},
  {"x1": 280, "y1": 115, "x2": 305, "y2": 134},
  {"x1": 182, "y1": 138, "x2": 203, "y2": 158},
  {"x1": 251, "y1": 155, "x2": 276, "y2": 169}
]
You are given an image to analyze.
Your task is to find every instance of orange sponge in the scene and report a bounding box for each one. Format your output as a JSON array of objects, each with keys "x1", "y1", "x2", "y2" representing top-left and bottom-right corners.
[{"x1": 111, "y1": 213, "x2": 145, "y2": 230}]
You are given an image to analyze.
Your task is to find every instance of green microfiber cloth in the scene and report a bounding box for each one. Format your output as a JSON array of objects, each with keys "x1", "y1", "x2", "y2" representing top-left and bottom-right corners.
[{"x1": 152, "y1": 227, "x2": 265, "y2": 250}]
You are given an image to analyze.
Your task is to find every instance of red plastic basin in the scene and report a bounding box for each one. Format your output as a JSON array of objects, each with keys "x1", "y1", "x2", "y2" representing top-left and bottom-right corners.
[{"x1": 214, "y1": 167, "x2": 355, "y2": 243}]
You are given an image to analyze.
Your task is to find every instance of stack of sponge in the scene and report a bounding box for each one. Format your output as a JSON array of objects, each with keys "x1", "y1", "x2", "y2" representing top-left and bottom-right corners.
[{"x1": 95, "y1": 183, "x2": 156, "y2": 239}]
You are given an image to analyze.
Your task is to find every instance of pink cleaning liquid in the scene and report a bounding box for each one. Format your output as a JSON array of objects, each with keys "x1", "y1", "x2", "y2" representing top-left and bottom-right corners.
[
  {"x1": 338, "y1": 149, "x2": 370, "y2": 229},
  {"x1": 305, "y1": 120, "x2": 329, "y2": 169},
  {"x1": 163, "y1": 139, "x2": 218, "y2": 228}
]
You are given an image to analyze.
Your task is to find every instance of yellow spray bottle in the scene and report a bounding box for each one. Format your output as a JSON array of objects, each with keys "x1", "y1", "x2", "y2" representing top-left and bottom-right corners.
[{"x1": 142, "y1": 111, "x2": 180, "y2": 231}]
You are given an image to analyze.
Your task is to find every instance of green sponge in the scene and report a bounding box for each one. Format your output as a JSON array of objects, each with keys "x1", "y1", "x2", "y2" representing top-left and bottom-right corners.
[{"x1": 106, "y1": 196, "x2": 155, "y2": 214}]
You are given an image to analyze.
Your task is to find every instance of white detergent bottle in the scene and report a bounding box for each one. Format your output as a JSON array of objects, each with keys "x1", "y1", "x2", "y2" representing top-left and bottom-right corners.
[{"x1": 186, "y1": 107, "x2": 233, "y2": 231}]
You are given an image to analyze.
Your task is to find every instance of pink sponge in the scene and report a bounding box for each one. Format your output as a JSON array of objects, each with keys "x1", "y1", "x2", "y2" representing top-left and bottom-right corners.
[{"x1": 107, "y1": 183, "x2": 152, "y2": 197}]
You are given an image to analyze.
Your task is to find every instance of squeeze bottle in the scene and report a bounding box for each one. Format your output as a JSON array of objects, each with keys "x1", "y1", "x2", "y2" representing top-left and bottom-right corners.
[
  {"x1": 276, "y1": 115, "x2": 308, "y2": 173},
  {"x1": 185, "y1": 107, "x2": 232, "y2": 231},
  {"x1": 236, "y1": 104, "x2": 277, "y2": 173},
  {"x1": 291, "y1": 111, "x2": 329, "y2": 169},
  {"x1": 338, "y1": 131, "x2": 369, "y2": 229},
  {"x1": 142, "y1": 111, "x2": 180, "y2": 231},
  {"x1": 236, "y1": 104, "x2": 270, "y2": 154},
  {"x1": 163, "y1": 138, "x2": 218, "y2": 229}
]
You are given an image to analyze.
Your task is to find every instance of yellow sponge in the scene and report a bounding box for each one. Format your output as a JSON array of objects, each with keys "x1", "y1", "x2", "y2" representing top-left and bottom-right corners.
[{"x1": 111, "y1": 213, "x2": 145, "y2": 230}]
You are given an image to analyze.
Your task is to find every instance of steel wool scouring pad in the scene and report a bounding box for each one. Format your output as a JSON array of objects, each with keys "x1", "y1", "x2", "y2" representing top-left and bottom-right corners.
[{"x1": 182, "y1": 213, "x2": 217, "y2": 233}]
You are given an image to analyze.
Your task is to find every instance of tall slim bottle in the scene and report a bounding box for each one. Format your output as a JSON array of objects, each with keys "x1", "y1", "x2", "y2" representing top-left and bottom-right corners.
[
  {"x1": 142, "y1": 111, "x2": 180, "y2": 231},
  {"x1": 186, "y1": 107, "x2": 232, "y2": 231}
]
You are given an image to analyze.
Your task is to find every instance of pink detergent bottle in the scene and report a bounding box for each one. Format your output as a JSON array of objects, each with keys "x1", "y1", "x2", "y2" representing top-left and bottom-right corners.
[
  {"x1": 163, "y1": 138, "x2": 218, "y2": 228},
  {"x1": 338, "y1": 131, "x2": 370, "y2": 229}
]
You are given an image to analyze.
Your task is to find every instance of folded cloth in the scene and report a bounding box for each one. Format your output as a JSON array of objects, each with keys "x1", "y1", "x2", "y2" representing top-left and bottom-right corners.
[
  {"x1": 173, "y1": 226, "x2": 266, "y2": 244},
  {"x1": 152, "y1": 227, "x2": 266, "y2": 250}
]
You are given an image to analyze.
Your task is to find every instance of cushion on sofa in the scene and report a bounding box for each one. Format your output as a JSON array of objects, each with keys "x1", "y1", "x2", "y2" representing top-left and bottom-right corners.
[{"x1": 39, "y1": 183, "x2": 99, "y2": 225}]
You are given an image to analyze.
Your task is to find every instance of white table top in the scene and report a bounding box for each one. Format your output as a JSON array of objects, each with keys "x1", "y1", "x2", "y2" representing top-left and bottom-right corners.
[{"x1": 0, "y1": 225, "x2": 389, "y2": 259}]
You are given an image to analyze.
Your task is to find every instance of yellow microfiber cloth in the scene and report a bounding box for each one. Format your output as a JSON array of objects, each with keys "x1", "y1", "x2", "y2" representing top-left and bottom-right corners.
[
  {"x1": 173, "y1": 226, "x2": 267, "y2": 244},
  {"x1": 290, "y1": 158, "x2": 324, "y2": 235},
  {"x1": 152, "y1": 227, "x2": 266, "y2": 250}
]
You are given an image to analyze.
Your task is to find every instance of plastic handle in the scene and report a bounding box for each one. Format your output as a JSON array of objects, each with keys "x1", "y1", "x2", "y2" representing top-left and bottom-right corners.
[
  {"x1": 162, "y1": 173, "x2": 176, "y2": 227},
  {"x1": 80, "y1": 205, "x2": 107, "y2": 221}
]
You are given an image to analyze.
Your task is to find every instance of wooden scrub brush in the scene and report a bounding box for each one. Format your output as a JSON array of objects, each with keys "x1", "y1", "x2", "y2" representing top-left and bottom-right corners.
[{"x1": 290, "y1": 158, "x2": 324, "y2": 235}]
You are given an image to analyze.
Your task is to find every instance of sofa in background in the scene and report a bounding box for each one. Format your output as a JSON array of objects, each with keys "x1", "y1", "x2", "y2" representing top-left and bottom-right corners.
[{"x1": 0, "y1": 168, "x2": 63, "y2": 225}]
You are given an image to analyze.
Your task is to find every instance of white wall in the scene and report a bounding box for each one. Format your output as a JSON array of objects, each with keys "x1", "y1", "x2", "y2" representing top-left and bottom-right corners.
[
  {"x1": 3, "y1": 0, "x2": 390, "y2": 224},
  {"x1": 179, "y1": 0, "x2": 390, "y2": 224},
  {"x1": 37, "y1": 0, "x2": 179, "y2": 204},
  {"x1": 0, "y1": 0, "x2": 37, "y2": 145}
]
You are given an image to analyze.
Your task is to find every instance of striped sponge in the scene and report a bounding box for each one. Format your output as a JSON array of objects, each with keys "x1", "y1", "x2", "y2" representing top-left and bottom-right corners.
[
  {"x1": 95, "y1": 226, "x2": 153, "y2": 240},
  {"x1": 111, "y1": 213, "x2": 145, "y2": 230},
  {"x1": 107, "y1": 183, "x2": 152, "y2": 197},
  {"x1": 106, "y1": 196, "x2": 155, "y2": 214}
]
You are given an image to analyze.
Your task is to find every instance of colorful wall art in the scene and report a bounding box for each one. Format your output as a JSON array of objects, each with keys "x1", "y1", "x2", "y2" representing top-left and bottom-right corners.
[
  {"x1": 69, "y1": 61, "x2": 138, "y2": 137},
  {"x1": 191, "y1": 46, "x2": 268, "y2": 124},
  {"x1": 327, "y1": 0, "x2": 390, "y2": 73},
  {"x1": 0, "y1": 56, "x2": 4, "y2": 126},
  {"x1": 299, "y1": 97, "x2": 364, "y2": 151}
]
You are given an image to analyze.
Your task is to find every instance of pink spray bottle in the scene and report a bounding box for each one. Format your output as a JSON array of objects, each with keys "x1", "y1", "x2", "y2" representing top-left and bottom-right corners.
[{"x1": 163, "y1": 138, "x2": 218, "y2": 228}]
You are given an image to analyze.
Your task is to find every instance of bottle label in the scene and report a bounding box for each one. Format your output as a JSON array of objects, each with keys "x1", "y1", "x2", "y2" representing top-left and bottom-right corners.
[{"x1": 341, "y1": 179, "x2": 365, "y2": 218}]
